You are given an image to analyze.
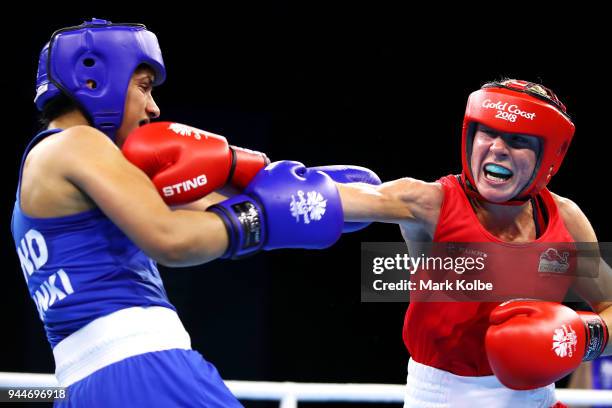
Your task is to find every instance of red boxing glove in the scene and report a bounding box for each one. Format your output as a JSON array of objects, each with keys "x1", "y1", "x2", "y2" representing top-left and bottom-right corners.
[
  {"x1": 485, "y1": 300, "x2": 608, "y2": 390},
  {"x1": 122, "y1": 122, "x2": 269, "y2": 205}
]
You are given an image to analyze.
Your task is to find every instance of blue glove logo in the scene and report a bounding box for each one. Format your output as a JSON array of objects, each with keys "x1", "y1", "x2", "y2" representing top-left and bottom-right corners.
[{"x1": 289, "y1": 190, "x2": 327, "y2": 224}]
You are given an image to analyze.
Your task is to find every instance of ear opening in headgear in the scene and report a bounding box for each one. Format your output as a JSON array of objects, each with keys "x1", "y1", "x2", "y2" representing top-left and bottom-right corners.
[{"x1": 516, "y1": 134, "x2": 543, "y2": 198}]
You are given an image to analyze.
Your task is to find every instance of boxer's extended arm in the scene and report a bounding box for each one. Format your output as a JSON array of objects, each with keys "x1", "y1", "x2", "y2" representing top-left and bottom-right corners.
[
  {"x1": 58, "y1": 126, "x2": 230, "y2": 267},
  {"x1": 310, "y1": 165, "x2": 381, "y2": 232},
  {"x1": 337, "y1": 177, "x2": 443, "y2": 227}
]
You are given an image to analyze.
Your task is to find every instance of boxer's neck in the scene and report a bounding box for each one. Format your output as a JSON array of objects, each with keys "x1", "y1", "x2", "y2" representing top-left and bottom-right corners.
[
  {"x1": 48, "y1": 109, "x2": 90, "y2": 130},
  {"x1": 471, "y1": 198, "x2": 536, "y2": 242}
]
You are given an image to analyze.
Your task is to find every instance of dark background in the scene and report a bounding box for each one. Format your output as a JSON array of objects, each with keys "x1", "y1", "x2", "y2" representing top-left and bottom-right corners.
[{"x1": 0, "y1": 6, "x2": 608, "y2": 407}]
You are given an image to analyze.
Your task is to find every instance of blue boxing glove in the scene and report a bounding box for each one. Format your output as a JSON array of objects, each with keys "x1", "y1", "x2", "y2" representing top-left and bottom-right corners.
[
  {"x1": 311, "y1": 165, "x2": 381, "y2": 233},
  {"x1": 208, "y1": 161, "x2": 344, "y2": 258}
]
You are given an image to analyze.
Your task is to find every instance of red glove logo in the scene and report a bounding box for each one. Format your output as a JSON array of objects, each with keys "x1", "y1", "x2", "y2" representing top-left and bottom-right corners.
[
  {"x1": 167, "y1": 123, "x2": 210, "y2": 140},
  {"x1": 552, "y1": 325, "x2": 577, "y2": 358}
]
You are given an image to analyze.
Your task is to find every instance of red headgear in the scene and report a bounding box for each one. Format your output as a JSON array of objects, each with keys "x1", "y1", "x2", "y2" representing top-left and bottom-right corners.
[{"x1": 461, "y1": 79, "x2": 575, "y2": 204}]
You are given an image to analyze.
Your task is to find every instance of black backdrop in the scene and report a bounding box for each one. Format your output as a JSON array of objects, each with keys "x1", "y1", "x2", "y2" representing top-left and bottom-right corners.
[{"x1": 1, "y1": 6, "x2": 608, "y2": 407}]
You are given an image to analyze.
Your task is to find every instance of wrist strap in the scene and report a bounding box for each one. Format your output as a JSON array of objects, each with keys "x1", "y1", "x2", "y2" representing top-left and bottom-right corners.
[
  {"x1": 209, "y1": 195, "x2": 264, "y2": 259},
  {"x1": 579, "y1": 312, "x2": 609, "y2": 361},
  {"x1": 224, "y1": 147, "x2": 238, "y2": 188}
]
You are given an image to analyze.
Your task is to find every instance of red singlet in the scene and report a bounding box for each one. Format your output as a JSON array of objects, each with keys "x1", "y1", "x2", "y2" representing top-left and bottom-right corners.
[{"x1": 403, "y1": 175, "x2": 575, "y2": 376}]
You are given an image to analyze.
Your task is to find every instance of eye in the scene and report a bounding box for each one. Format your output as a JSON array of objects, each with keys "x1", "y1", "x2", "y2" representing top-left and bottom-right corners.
[
  {"x1": 506, "y1": 135, "x2": 533, "y2": 148},
  {"x1": 480, "y1": 130, "x2": 496, "y2": 140}
]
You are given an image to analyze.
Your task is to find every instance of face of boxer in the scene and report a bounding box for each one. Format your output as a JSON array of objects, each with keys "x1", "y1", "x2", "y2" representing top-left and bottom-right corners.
[
  {"x1": 470, "y1": 124, "x2": 540, "y2": 203},
  {"x1": 115, "y1": 66, "x2": 160, "y2": 147}
]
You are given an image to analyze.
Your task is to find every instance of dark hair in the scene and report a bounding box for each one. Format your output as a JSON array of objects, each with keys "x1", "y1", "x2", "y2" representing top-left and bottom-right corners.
[
  {"x1": 482, "y1": 78, "x2": 569, "y2": 117},
  {"x1": 37, "y1": 93, "x2": 87, "y2": 130}
]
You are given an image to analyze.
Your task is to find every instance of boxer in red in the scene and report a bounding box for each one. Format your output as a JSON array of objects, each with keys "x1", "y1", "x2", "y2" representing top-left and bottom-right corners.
[
  {"x1": 338, "y1": 79, "x2": 612, "y2": 407},
  {"x1": 109, "y1": 71, "x2": 604, "y2": 404}
]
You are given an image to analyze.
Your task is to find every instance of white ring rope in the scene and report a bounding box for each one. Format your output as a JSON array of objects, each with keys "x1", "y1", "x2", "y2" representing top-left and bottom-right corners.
[{"x1": 1, "y1": 372, "x2": 612, "y2": 406}]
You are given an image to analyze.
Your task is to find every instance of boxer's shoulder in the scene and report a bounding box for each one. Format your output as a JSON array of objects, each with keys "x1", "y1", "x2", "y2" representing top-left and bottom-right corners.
[
  {"x1": 20, "y1": 126, "x2": 113, "y2": 217},
  {"x1": 549, "y1": 191, "x2": 578, "y2": 213},
  {"x1": 27, "y1": 126, "x2": 115, "y2": 165},
  {"x1": 549, "y1": 192, "x2": 595, "y2": 241},
  {"x1": 55, "y1": 125, "x2": 116, "y2": 151},
  {"x1": 389, "y1": 178, "x2": 443, "y2": 236},
  {"x1": 394, "y1": 177, "x2": 444, "y2": 214}
]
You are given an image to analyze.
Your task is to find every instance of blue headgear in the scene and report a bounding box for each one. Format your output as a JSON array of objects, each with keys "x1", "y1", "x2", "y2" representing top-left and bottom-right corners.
[{"x1": 34, "y1": 18, "x2": 166, "y2": 139}]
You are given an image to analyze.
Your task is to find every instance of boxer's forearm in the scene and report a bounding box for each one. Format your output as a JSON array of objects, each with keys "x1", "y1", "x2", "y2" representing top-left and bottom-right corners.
[
  {"x1": 337, "y1": 183, "x2": 391, "y2": 222},
  {"x1": 596, "y1": 304, "x2": 612, "y2": 356},
  {"x1": 170, "y1": 190, "x2": 234, "y2": 212},
  {"x1": 337, "y1": 178, "x2": 435, "y2": 224},
  {"x1": 577, "y1": 258, "x2": 612, "y2": 356},
  {"x1": 153, "y1": 210, "x2": 229, "y2": 267}
]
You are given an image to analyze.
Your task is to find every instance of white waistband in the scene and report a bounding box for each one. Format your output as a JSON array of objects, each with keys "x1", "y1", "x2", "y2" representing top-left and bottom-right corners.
[
  {"x1": 404, "y1": 359, "x2": 556, "y2": 408},
  {"x1": 53, "y1": 306, "x2": 191, "y2": 387}
]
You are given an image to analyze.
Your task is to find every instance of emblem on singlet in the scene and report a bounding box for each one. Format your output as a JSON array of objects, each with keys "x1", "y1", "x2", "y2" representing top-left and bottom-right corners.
[{"x1": 538, "y1": 248, "x2": 570, "y2": 273}]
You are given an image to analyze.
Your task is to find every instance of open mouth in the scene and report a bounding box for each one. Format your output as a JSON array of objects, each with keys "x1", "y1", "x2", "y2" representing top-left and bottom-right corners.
[{"x1": 483, "y1": 163, "x2": 513, "y2": 182}]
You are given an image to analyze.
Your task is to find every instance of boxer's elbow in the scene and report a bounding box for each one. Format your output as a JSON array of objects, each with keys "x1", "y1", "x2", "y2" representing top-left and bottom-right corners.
[
  {"x1": 148, "y1": 237, "x2": 205, "y2": 267},
  {"x1": 148, "y1": 235, "x2": 203, "y2": 267},
  {"x1": 151, "y1": 241, "x2": 190, "y2": 267},
  {"x1": 138, "y1": 231, "x2": 187, "y2": 267}
]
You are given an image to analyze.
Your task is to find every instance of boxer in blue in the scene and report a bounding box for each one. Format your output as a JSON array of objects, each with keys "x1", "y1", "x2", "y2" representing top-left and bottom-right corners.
[{"x1": 13, "y1": 19, "x2": 379, "y2": 407}]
